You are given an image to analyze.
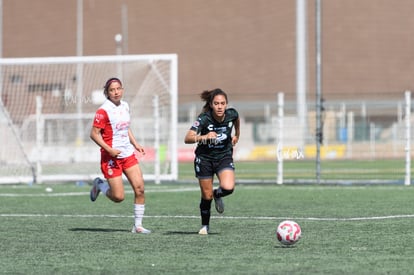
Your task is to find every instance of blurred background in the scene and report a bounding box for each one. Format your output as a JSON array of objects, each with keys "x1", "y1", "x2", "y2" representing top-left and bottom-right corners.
[{"x1": 1, "y1": 0, "x2": 414, "y2": 184}]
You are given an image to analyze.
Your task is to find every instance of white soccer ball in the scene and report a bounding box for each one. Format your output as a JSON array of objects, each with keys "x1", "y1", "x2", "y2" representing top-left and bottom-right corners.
[{"x1": 276, "y1": 220, "x2": 301, "y2": 245}]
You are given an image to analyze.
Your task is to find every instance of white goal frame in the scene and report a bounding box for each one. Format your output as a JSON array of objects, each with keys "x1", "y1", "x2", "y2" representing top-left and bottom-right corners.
[{"x1": 0, "y1": 54, "x2": 178, "y2": 184}]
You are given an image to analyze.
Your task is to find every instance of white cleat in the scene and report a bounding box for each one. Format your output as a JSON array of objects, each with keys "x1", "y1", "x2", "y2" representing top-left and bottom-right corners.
[
  {"x1": 198, "y1": 225, "x2": 209, "y2": 235},
  {"x1": 131, "y1": 226, "x2": 151, "y2": 234},
  {"x1": 90, "y1": 177, "x2": 103, "y2": 202}
]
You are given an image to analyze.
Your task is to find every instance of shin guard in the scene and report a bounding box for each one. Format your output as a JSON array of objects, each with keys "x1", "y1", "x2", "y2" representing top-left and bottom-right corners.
[{"x1": 199, "y1": 198, "x2": 212, "y2": 226}]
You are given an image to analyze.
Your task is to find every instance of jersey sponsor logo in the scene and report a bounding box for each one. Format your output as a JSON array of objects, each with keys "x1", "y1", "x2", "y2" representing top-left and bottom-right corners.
[
  {"x1": 115, "y1": 121, "x2": 129, "y2": 130},
  {"x1": 208, "y1": 134, "x2": 226, "y2": 148},
  {"x1": 216, "y1": 133, "x2": 227, "y2": 142}
]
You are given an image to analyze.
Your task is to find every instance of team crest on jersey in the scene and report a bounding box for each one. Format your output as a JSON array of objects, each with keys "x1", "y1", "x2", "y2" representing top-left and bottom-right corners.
[
  {"x1": 228, "y1": 121, "x2": 233, "y2": 127},
  {"x1": 192, "y1": 121, "x2": 200, "y2": 128},
  {"x1": 94, "y1": 113, "x2": 105, "y2": 123}
]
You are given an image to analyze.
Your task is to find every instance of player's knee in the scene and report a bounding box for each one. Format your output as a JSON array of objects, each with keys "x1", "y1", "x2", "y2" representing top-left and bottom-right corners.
[
  {"x1": 110, "y1": 193, "x2": 125, "y2": 203},
  {"x1": 201, "y1": 190, "x2": 213, "y2": 200},
  {"x1": 113, "y1": 197, "x2": 124, "y2": 203},
  {"x1": 132, "y1": 185, "x2": 145, "y2": 197}
]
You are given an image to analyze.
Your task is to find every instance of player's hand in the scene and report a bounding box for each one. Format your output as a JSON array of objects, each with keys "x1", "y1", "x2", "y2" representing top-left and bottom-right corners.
[
  {"x1": 109, "y1": 148, "x2": 122, "y2": 158},
  {"x1": 206, "y1": 132, "x2": 217, "y2": 140},
  {"x1": 135, "y1": 144, "x2": 146, "y2": 155},
  {"x1": 232, "y1": 136, "x2": 239, "y2": 146}
]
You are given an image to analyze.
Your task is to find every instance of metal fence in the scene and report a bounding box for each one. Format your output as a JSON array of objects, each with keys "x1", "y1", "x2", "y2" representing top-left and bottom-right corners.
[{"x1": 178, "y1": 92, "x2": 413, "y2": 185}]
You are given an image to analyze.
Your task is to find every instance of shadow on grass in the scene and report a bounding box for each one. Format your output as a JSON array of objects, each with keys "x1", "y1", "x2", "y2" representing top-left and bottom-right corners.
[
  {"x1": 69, "y1": 227, "x2": 128, "y2": 233},
  {"x1": 274, "y1": 244, "x2": 299, "y2": 249}
]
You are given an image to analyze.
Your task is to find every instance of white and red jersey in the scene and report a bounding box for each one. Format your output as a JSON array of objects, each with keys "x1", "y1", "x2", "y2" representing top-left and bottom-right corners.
[{"x1": 93, "y1": 99, "x2": 134, "y2": 158}]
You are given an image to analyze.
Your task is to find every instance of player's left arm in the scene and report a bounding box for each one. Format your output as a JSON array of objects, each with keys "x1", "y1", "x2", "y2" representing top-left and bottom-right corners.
[
  {"x1": 232, "y1": 117, "x2": 240, "y2": 146},
  {"x1": 128, "y1": 128, "x2": 145, "y2": 154}
]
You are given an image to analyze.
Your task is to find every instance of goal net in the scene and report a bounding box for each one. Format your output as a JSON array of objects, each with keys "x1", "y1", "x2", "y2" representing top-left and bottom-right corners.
[{"x1": 0, "y1": 54, "x2": 178, "y2": 184}]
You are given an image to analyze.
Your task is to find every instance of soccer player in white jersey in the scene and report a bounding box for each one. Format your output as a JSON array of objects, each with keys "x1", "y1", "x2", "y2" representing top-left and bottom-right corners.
[{"x1": 89, "y1": 77, "x2": 151, "y2": 234}]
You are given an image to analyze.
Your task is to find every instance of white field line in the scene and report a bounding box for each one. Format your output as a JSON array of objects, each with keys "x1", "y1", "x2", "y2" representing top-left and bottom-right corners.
[
  {"x1": 1, "y1": 213, "x2": 414, "y2": 222},
  {"x1": 1, "y1": 186, "x2": 414, "y2": 222},
  {"x1": 0, "y1": 187, "x2": 200, "y2": 197},
  {"x1": 0, "y1": 184, "x2": 410, "y2": 198}
]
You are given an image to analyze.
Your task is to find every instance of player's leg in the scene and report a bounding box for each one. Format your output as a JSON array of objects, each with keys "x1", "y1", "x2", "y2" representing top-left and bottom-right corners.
[
  {"x1": 216, "y1": 169, "x2": 235, "y2": 194},
  {"x1": 124, "y1": 163, "x2": 145, "y2": 204},
  {"x1": 105, "y1": 176, "x2": 125, "y2": 202},
  {"x1": 213, "y1": 157, "x2": 236, "y2": 213},
  {"x1": 123, "y1": 159, "x2": 151, "y2": 234},
  {"x1": 195, "y1": 157, "x2": 214, "y2": 234},
  {"x1": 198, "y1": 178, "x2": 214, "y2": 235},
  {"x1": 91, "y1": 156, "x2": 124, "y2": 202}
]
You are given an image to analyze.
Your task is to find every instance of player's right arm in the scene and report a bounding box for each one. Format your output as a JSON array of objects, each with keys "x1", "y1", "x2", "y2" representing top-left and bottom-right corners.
[
  {"x1": 184, "y1": 129, "x2": 217, "y2": 144},
  {"x1": 184, "y1": 115, "x2": 217, "y2": 144},
  {"x1": 90, "y1": 109, "x2": 121, "y2": 157},
  {"x1": 90, "y1": 126, "x2": 121, "y2": 157}
]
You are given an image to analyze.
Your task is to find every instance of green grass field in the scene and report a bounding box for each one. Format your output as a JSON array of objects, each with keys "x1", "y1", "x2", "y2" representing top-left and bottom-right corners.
[
  {"x1": 1, "y1": 181, "x2": 414, "y2": 274},
  {"x1": 180, "y1": 159, "x2": 410, "y2": 183}
]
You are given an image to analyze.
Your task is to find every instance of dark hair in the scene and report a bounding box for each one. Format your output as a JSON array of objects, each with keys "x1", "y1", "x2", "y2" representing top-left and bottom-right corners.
[
  {"x1": 103, "y1": 77, "x2": 122, "y2": 94},
  {"x1": 200, "y1": 88, "x2": 228, "y2": 113}
]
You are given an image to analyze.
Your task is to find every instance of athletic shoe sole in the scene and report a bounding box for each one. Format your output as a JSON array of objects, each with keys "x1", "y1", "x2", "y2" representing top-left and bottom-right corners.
[
  {"x1": 213, "y1": 195, "x2": 224, "y2": 214},
  {"x1": 90, "y1": 177, "x2": 102, "y2": 202},
  {"x1": 131, "y1": 226, "x2": 151, "y2": 234}
]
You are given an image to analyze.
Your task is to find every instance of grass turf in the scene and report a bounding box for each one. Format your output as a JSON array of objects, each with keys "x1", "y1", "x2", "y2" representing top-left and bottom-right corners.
[
  {"x1": 1, "y1": 183, "x2": 414, "y2": 274},
  {"x1": 180, "y1": 159, "x2": 410, "y2": 182}
]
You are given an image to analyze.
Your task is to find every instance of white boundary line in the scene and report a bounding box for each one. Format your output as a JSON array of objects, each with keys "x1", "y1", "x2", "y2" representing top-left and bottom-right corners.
[
  {"x1": 0, "y1": 184, "x2": 411, "y2": 197},
  {"x1": 1, "y1": 186, "x2": 414, "y2": 221},
  {"x1": 0, "y1": 187, "x2": 200, "y2": 197},
  {"x1": 1, "y1": 213, "x2": 414, "y2": 221}
]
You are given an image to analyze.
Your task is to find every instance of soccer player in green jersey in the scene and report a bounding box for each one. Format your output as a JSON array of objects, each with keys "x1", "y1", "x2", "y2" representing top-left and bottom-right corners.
[{"x1": 184, "y1": 88, "x2": 240, "y2": 235}]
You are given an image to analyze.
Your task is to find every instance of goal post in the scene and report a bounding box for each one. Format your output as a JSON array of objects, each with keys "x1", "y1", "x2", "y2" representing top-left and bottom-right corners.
[{"x1": 0, "y1": 54, "x2": 178, "y2": 184}]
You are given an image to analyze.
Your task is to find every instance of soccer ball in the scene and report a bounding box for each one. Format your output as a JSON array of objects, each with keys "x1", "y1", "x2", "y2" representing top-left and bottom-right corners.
[{"x1": 276, "y1": 220, "x2": 301, "y2": 245}]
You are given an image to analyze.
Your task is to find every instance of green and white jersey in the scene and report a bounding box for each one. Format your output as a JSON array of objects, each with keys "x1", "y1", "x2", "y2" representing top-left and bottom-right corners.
[{"x1": 190, "y1": 108, "x2": 239, "y2": 161}]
